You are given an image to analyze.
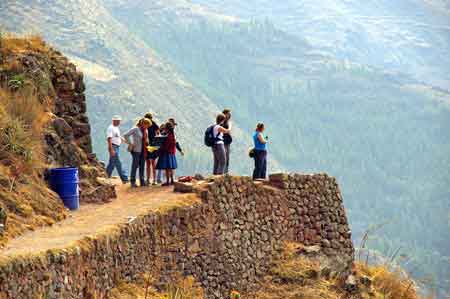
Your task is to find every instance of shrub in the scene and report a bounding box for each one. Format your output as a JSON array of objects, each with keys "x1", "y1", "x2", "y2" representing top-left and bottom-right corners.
[
  {"x1": 7, "y1": 74, "x2": 26, "y2": 90},
  {"x1": 6, "y1": 85, "x2": 48, "y2": 131},
  {"x1": 0, "y1": 118, "x2": 33, "y2": 162},
  {"x1": 356, "y1": 262, "x2": 424, "y2": 299},
  {"x1": 0, "y1": 88, "x2": 44, "y2": 170}
]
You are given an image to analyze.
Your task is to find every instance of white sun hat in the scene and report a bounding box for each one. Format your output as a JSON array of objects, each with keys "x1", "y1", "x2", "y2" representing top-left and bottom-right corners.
[{"x1": 112, "y1": 115, "x2": 122, "y2": 121}]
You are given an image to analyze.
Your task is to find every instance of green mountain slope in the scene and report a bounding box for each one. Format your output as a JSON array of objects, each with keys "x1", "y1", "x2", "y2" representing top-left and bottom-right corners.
[
  {"x1": 0, "y1": 0, "x2": 256, "y2": 174},
  {"x1": 191, "y1": 0, "x2": 450, "y2": 89},
  {"x1": 106, "y1": 0, "x2": 450, "y2": 294}
]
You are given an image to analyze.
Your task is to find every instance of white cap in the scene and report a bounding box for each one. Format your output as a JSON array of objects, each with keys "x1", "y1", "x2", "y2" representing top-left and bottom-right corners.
[{"x1": 112, "y1": 115, "x2": 122, "y2": 121}]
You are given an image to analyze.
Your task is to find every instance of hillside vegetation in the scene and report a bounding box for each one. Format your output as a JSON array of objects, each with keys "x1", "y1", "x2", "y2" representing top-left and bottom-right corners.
[
  {"x1": 249, "y1": 242, "x2": 425, "y2": 299},
  {"x1": 0, "y1": 36, "x2": 67, "y2": 245},
  {"x1": 191, "y1": 0, "x2": 450, "y2": 89}
]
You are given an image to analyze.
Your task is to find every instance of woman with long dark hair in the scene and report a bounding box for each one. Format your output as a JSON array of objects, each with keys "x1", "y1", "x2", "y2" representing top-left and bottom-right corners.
[{"x1": 156, "y1": 122, "x2": 179, "y2": 186}]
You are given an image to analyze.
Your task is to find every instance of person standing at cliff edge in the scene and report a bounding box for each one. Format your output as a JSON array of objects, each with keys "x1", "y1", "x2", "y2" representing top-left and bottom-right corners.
[
  {"x1": 209, "y1": 113, "x2": 231, "y2": 175},
  {"x1": 106, "y1": 115, "x2": 128, "y2": 183},
  {"x1": 222, "y1": 109, "x2": 233, "y2": 174},
  {"x1": 123, "y1": 118, "x2": 152, "y2": 188},
  {"x1": 252, "y1": 123, "x2": 268, "y2": 180},
  {"x1": 144, "y1": 112, "x2": 159, "y2": 185}
]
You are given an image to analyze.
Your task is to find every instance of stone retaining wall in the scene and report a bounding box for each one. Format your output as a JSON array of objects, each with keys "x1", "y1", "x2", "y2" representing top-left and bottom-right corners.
[
  {"x1": 43, "y1": 48, "x2": 115, "y2": 203},
  {"x1": 0, "y1": 173, "x2": 353, "y2": 299}
]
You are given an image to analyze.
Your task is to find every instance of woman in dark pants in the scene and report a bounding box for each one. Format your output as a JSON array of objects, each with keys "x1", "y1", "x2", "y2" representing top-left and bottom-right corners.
[
  {"x1": 222, "y1": 109, "x2": 232, "y2": 174},
  {"x1": 123, "y1": 118, "x2": 152, "y2": 188},
  {"x1": 212, "y1": 113, "x2": 231, "y2": 175},
  {"x1": 252, "y1": 123, "x2": 268, "y2": 180},
  {"x1": 144, "y1": 112, "x2": 159, "y2": 185}
]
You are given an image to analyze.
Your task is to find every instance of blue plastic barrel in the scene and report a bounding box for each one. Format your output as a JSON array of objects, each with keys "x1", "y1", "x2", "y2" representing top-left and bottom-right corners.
[{"x1": 49, "y1": 167, "x2": 79, "y2": 210}]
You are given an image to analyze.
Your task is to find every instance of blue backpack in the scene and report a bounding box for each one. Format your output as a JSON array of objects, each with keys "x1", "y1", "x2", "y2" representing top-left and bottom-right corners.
[{"x1": 204, "y1": 125, "x2": 218, "y2": 147}]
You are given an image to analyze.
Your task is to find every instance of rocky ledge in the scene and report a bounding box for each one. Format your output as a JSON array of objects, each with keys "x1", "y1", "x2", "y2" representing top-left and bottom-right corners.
[
  {"x1": 0, "y1": 173, "x2": 353, "y2": 299},
  {"x1": 0, "y1": 39, "x2": 115, "y2": 203}
]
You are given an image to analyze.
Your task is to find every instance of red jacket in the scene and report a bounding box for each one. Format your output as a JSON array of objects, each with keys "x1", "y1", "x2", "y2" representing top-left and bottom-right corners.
[{"x1": 161, "y1": 132, "x2": 176, "y2": 154}]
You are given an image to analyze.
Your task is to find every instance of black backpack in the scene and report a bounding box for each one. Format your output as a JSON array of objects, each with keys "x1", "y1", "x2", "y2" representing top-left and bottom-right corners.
[{"x1": 204, "y1": 125, "x2": 218, "y2": 147}]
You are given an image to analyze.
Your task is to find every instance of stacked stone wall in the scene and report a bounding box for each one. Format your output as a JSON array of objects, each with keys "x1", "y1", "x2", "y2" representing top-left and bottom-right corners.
[
  {"x1": 0, "y1": 173, "x2": 353, "y2": 299},
  {"x1": 44, "y1": 49, "x2": 115, "y2": 202}
]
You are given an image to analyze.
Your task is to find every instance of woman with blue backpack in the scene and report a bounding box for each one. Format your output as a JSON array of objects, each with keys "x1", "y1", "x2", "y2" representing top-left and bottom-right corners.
[{"x1": 205, "y1": 113, "x2": 231, "y2": 175}]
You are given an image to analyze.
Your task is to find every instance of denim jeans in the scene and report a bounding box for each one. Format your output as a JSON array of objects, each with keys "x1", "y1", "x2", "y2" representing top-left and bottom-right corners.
[
  {"x1": 130, "y1": 152, "x2": 145, "y2": 186},
  {"x1": 253, "y1": 150, "x2": 267, "y2": 179},
  {"x1": 212, "y1": 143, "x2": 226, "y2": 175},
  {"x1": 156, "y1": 169, "x2": 163, "y2": 183},
  {"x1": 106, "y1": 145, "x2": 128, "y2": 182}
]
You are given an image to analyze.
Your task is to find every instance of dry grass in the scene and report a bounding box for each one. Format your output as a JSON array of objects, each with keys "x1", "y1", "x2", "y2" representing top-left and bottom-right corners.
[
  {"x1": 0, "y1": 34, "x2": 50, "y2": 56},
  {"x1": 355, "y1": 262, "x2": 427, "y2": 299},
  {"x1": 249, "y1": 243, "x2": 342, "y2": 299},
  {"x1": 1, "y1": 34, "x2": 56, "y2": 105},
  {"x1": 0, "y1": 87, "x2": 46, "y2": 180},
  {"x1": 0, "y1": 34, "x2": 67, "y2": 246},
  {"x1": 248, "y1": 242, "x2": 428, "y2": 299},
  {"x1": 110, "y1": 276, "x2": 203, "y2": 299}
]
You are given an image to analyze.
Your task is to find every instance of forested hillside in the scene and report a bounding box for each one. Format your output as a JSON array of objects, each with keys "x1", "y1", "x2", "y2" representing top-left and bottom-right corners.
[
  {"x1": 1, "y1": 0, "x2": 449, "y2": 296},
  {"x1": 107, "y1": 0, "x2": 450, "y2": 295},
  {"x1": 0, "y1": 0, "x2": 256, "y2": 175},
  {"x1": 191, "y1": 0, "x2": 450, "y2": 89}
]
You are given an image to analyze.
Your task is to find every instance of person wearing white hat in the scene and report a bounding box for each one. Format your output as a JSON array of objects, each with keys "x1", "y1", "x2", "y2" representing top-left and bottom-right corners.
[{"x1": 106, "y1": 115, "x2": 128, "y2": 183}]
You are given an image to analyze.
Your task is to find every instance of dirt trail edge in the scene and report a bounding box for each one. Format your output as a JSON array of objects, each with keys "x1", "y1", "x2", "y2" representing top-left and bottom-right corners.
[{"x1": 0, "y1": 182, "x2": 199, "y2": 257}]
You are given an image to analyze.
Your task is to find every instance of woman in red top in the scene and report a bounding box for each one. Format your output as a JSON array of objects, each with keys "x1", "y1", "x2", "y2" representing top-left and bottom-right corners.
[{"x1": 156, "y1": 122, "x2": 178, "y2": 186}]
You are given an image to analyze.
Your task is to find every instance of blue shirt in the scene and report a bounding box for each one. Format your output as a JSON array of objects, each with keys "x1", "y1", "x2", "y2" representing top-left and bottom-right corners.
[{"x1": 253, "y1": 131, "x2": 267, "y2": 151}]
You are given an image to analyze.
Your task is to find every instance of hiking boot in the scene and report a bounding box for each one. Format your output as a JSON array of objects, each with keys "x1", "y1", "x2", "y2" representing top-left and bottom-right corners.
[
  {"x1": 140, "y1": 181, "x2": 148, "y2": 187},
  {"x1": 130, "y1": 182, "x2": 138, "y2": 188}
]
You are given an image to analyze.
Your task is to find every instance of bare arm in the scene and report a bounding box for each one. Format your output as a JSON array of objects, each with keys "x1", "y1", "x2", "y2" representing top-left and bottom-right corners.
[
  {"x1": 218, "y1": 126, "x2": 230, "y2": 134},
  {"x1": 257, "y1": 133, "x2": 267, "y2": 144},
  {"x1": 107, "y1": 137, "x2": 115, "y2": 156}
]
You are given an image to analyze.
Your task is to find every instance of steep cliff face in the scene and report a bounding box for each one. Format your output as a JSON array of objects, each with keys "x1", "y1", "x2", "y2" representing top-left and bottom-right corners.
[
  {"x1": 0, "y1": 36, "x2": 114, "y2": 245},
  {"x1": 37, "y1": 42, "x2": 116, "y2": 203}
]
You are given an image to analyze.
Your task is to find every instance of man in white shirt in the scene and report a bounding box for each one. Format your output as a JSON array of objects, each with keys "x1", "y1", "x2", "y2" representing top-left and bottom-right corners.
[{"x1": 106, "y1": 115, "x2": 128, "y2": 183}]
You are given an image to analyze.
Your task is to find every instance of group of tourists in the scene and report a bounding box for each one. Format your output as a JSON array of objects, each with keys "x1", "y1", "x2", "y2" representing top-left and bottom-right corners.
[
  {"x1": 205, "y1": 109, "x2": 268, "y2": 179},
  {"x1": 105, "y1": 108, "x2": 268, "y2": 188},
  {"x1": 106, "y1": 113, "x2": 183, "y2": 187}
]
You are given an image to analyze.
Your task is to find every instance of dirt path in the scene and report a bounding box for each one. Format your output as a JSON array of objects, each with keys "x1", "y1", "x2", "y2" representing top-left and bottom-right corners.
[{"x1": 0, "y1": 181, "x2": 199, "y2": 258}]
